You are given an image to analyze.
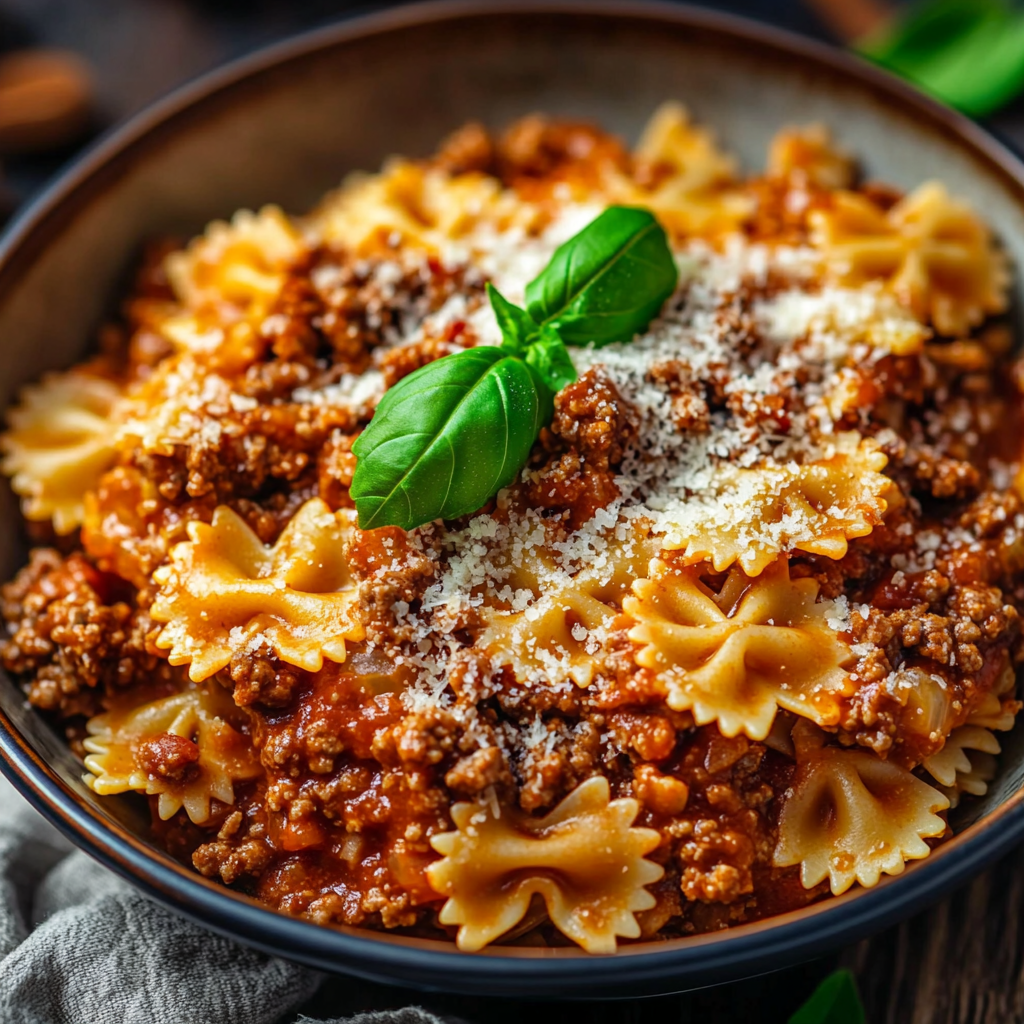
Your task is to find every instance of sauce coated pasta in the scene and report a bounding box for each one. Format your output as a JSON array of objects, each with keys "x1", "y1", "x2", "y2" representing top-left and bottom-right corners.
[{"x1": 3, "y1": 106, "x2": 1022, "y2": 952}]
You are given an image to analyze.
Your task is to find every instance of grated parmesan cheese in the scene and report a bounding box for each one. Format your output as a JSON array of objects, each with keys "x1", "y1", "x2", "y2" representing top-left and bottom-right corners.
[{"x1": 334, "y1": 216, "x2": 908, "y2": 698}]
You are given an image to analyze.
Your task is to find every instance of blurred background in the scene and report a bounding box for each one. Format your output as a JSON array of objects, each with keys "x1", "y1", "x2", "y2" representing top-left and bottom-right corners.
[{"x1": 4, "y1": 0, "x2": 1024, "y2": 224}]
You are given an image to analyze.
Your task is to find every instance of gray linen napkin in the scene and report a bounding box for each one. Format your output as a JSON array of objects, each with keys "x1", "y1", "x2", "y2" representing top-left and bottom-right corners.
[{"x1": 0, "y1": 773, "x2": 449, "y2": 1024}]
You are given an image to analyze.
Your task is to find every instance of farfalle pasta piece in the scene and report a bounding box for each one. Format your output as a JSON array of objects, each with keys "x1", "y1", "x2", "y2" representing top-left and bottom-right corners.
[
  {"x1": 165, "y1": 205, "x2": 304, "y2": 318},
  {"x1": 611, "y1": 102, "x2": 752, "y2": 238},
  {"x1": 1, "y1": 365, "x2": 123, "y2": 534},
  {"x1": 761, "y1": 284, "x2": 930, "y2": 364},
  {"x1": 315, "y1": 160, "x2": 540, "y2": 255},
  {"x1": 83, "y1": 684, "x2": 259, "y2": 824},
  {"x1": 480, "y1": 581, "x2": 613, "y2": 689},
  {"x1": 151, "y1": 498, "x2": 365, "y2": 681},
  {"x1": 921, "y1": 664, "x2": 1018, "y2": 806},
  {"x1": 966, "y1": 690, "x2": 1018, "y2": 732},
  {"x1": 634, "y1": 102, "x2": 737, "y2": 195},
  {"x1": 922, "y1": 725, "x2": 1001, "y2": 808},
  {"x1": 155, "y1": 313, "x2": 263, "y2": 375},
  {"x1": 810, "y1": 182, "x2": 1008, "y2": 335},
  {"x1": 766, "y1": 125, "x2": 854, "y2": 190},
  {"x1": 479, "y1": 530, "x2": 658, "y2": 688},
  {"x1": 117, "y1": 353, "x2": 273, "y2": 458},
  {"x1": 942, "y1": 752, "x2": 999, "y2": 809},
  {"x1": 966, "y1": 654, "x2": 1019, "y2": 732},
  {"x1": 625, "y1": 556, "x2": 853, "y2": 740},
  {"x1": 116, "y1": 354, "x2": 239, "y2": 458},
  {"x1": 426, "y1": 776, "x2": 662, "y2": 953},
  {"x1": 774, "y1": 748, "x2": 949, "y2": 894},
  {"x1": 658, "y1": 432, "x2": 891, "y2": 576}
]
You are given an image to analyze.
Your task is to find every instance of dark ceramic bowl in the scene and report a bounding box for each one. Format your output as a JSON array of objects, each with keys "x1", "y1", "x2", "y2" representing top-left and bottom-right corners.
[{"x1": 3, "y1": 0, "x2": 1024, "y2": 998}]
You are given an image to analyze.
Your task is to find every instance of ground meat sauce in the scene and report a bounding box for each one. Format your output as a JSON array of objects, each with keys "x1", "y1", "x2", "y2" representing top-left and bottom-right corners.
[{"x1": 3, "y1": 110, "x2": 1023, "y2": 951}]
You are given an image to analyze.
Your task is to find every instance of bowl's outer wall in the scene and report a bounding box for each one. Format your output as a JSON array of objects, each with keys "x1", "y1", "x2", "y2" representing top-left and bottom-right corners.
[{"x1": 3, "y1": 0, "x2": 1024, "y2": 997}]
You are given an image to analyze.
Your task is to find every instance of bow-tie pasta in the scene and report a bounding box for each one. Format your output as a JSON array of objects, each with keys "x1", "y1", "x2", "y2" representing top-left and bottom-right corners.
[
  {"x1": 165, "y1": 205, "x2": 303, "y2": 321},
  {"x1": 810, "y1": 182, "x2": 1008, "y2": 335},
  {"x1": 84, "y1": 683, "x2": 259, "y2": 824},
  {"x1": 1, "y1": 365, "x2": 123, "y2": 534},
  {"x1": 315, "y1": 159, "x2": 541, "y2": 257},
  {"x1": 967, "y1": 691, "x2": 1018, "y2": 732},
  {"x1": 923, "y1": 725, "x2": 1001, "y2": 808},
  {"x1": 152, "y1": 498, "x2": 365, "y2": 680},
  {"x1": 479, "y1": 528, "x2": 658, "y2": 688},
  {"x1": 656, "y1": 433, "x2": 891, "y2": 576},
  {"x1": 774, "y1": 749, "x2": 949, "y2": 894},
  {"x1": 923, "y1": 666, "x2": 1019, "y2": 806},
  {"x1": 625, "y1": 557, "x2": 853, "y2": 740},
  {"x1": 603, "y1": 102, "x2": 753, "y2": 239},
  {"x1": 427, "y1": 776, "x2": 662, "y2": 952},
  {"x1": 766, "y1": 124, "x2": 854, "y2": 190}
]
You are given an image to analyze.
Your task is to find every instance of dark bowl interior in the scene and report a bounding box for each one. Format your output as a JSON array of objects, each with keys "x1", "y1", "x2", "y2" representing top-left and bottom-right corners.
[{"x1": 2, "y1": 0, "x2": 1024, "y2": 998}]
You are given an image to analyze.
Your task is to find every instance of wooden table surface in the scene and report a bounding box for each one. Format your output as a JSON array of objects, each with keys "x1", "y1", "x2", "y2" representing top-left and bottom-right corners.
[{"x1": 3, "y1": 0, "x2": 1024, "y2": 1019}]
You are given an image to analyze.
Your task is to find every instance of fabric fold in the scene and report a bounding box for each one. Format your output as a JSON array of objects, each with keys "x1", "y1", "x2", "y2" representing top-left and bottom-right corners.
[{"x1": 0, "y1": 773, "x2": 397, "y2": 1024}]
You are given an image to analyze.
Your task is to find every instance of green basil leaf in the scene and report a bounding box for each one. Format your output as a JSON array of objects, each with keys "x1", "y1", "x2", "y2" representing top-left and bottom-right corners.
[
  {"x1": 523, "y1": 325, "x2": 578, "y2": 394},
  {"x1": 787, "y1": 970, "x2": 865, "y2": 1024},
  {"x1": 351, "y1": 347, "x2": 548, "y2": 530},
  {"x1": 857, "y1": 0, "x2": 998, "y2": 63},
  {"x1": 524, "y1": 205, "x2": 678, "y2": 348},
  {"x1": 487, "y1": 282, "x2": 538, "y2": 353},
  {"x1": 857, "y1": 0, "x2": 1024, "y2": 117},
  {"x1": 351, "y1": 205, "x2": 680, "y2": 533}
]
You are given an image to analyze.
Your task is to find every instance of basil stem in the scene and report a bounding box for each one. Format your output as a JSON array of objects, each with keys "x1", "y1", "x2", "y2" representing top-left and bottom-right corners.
[
  {"x1": 351, "y1": 347, "x2": 550, "y2": 531},
  {"x1": 525, "y1": 205, "x2": 679, "y2": 347},
  {"x1": 523, "y1": 324, "x2": 578, "y2": 394},
  {"x1": 487, "y1": 282, "x2": 539, "y2": 353}
]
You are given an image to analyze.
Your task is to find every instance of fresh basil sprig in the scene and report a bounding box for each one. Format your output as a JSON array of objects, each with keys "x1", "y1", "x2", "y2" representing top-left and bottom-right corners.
[{"x1": 351, "y1": 206, "x2": 677, "y2": 531}]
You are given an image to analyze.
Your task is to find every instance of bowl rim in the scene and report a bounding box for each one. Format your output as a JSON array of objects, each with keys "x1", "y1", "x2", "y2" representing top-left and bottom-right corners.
[{"x1": 3, "y1": 0, "x2": 1024, "y2": 998}]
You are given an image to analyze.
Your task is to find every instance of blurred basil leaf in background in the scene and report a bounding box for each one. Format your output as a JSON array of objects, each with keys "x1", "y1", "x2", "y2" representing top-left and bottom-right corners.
[
  {"x1": 855, "y1": 0, "x2": 1024, "y2": 117},
  {"x1": 787, "y1": 969, "x2": 865, "y2": 1024}
]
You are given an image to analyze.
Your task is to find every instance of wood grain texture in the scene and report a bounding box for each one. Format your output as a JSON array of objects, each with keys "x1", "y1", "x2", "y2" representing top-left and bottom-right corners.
[{"x1": 844, "y1": 849, "x2": 1024, "y2": 1024}]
